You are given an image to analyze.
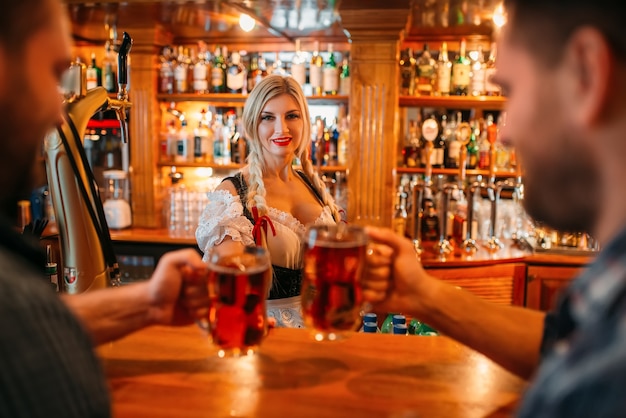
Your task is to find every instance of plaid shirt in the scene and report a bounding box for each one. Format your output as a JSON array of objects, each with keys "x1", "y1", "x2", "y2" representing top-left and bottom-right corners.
[
  {"x1": 518, "y1": 227, "x2": 626, "y2": 417},
  {"x1": 0, "y1": 217, "x2": 110, "y2": 417}
]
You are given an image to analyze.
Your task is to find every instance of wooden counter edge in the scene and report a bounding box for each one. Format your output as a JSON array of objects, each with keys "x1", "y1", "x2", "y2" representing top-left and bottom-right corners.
[{"x1": 109, "y1": 228, "x2": 596, "y2": 267}]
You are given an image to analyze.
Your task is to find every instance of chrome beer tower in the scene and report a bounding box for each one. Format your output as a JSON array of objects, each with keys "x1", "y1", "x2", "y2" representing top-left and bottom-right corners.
[{"x1": 44, "y1": 33, "x2": 133, "y2": 293}]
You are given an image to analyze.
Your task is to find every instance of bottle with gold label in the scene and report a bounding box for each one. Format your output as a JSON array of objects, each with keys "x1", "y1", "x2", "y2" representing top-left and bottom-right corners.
[
  {"x1": 451, "y1": 38, "x2": 471, "y2": 96},
  {"x1": 436, "y1": 42, "x2": 452, "y2": 96},
  {"x1": 392, "y1": 190, "x2": 408, "y2": 237},
  {"x1": 399, "y1": 47, "x2": 415, "y2": 96},
  {"x1": 309, "y1": 41, "x2": 324, "y2": 96},
  {"x1": 416, "y1": 44, "x2": 436, "y2": 96}
]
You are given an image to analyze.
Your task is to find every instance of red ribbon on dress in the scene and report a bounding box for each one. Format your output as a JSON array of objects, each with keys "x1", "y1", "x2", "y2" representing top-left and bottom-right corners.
[{"x1": 251, "y1": 207, "x2": 276, "y2": 246}]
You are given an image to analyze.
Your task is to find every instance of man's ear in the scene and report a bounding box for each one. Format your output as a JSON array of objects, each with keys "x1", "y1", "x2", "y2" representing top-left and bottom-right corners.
[{"x1": 566, "y1": 27, "x2": 613, "y2": 127}]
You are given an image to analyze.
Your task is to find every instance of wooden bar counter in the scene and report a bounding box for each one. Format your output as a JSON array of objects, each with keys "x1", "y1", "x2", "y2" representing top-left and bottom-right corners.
[{"x1": 98, "y1": 325, "x2": 527, "y2": 418}]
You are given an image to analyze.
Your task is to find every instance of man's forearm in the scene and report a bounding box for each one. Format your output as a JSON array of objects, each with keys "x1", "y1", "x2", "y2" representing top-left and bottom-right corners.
[
  {"x1": 418, "y1": 277, "x2": 545, "y2": 379},
  {"x1": 61, "y1": 283, "x2": 155, "y2": 345}
]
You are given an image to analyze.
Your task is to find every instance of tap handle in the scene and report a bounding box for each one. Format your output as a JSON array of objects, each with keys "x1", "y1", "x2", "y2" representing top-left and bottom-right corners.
[{"x1": 117, "y1": 32, "x2": 133, "y2": 86}]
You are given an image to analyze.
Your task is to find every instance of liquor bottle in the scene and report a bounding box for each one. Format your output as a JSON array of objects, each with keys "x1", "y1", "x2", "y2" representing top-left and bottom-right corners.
[
  {"x1": 212, "y1": 112, "x2": 225, "y2": 164},
  {"x1": 399, "y1": 47, "x2": 415, "y2": 96},
  {"x1": 193, "y1": 48, "x2": 209, "y2": 94},
  {"x1": 102, "y1": 41, "x2": 117, "y2": 93},
  {"x1": 310, "y1": 116, "x2": 323, "y2": 166},
  {"x1": 163, "y1": 119, "x2": 178, "y2": 162},
  {"x1": 336, "y1": 107, "x2": 349, "y2": 165},
  {"x1": 254, "y1": 54, "x2": 269, "y2": 88},
  {"x1": 470, "y1": 45, "x2": 486, "y2": 96},
  {"x1": 478, "y1": 123, "x2": 491, "y2": 169},
  {"x1": 186, "y1": 46, "x2": 196, "y2": 92},
  {"x1": 432, "y1": 116, "x2": 446, "y2": 168},
  {"x1": 227, "y1": 50, "x2": 246, "y2": 94},
  {"x1": 392, "y1": 190, "x2": 408, "y2": 237},
  {"x1": 322, "y1": 44, "x2": 339, "y2": 95},
  {"x1": 415, "y1": 44, "x2": 436, "y2": 96},
  {"x1": 175, "y1": 119, "x2": 190, "y2": 163},
  {"x1": 452, "y1": 195, "x2": 468, "y2": 244},
  {"x1": 229, "y1": 114, "x2": 243, "y2": 164},
  {"x1": 193, "y1": 117, "x2": 211, "y2": 163},
  {"x1": 484, "y1": 42, "x2": 501, "y2": 96},
  {"x1": 309, "y1": 40, "x2": 324, "y2": 96},
  {"x1": 247, "y1": 53, "x2": 260, "y2": 93},
  {"x1": 445, "y1": 111, "x2": 463, "y2": 168},
  {"x1": 290, "y1": 39, "x2": 307, "y2": 87},
  {"x1": 451, "y1": 38, "x2": 471, "y2": 96},
  {"x1": 174, "y1": 46, "x2": 189, "y2": 94},
  {"x1": 466, "y1": 123, "x2": 479, "y2": 169},
  {"x1": 211, "y1": 46, "x2": 227, "y2": 93},
  {"x1": 85, "y1": 52, "x2": 101, "y2": 90},
  {"x1": 436, "y1": 42, "x2": 451, "y2": 96},
  {"x1": 403, "y1": 119, "x2": 421, "y2": 168},
  {"x1": 421, "y1": 197, "x2": 440, "y2": 242},
  {"x1": 339, "y1": 54, "x2": 350, "y2": 95},
  {"x1": 159, "y1": 46, "x2": 174, "y2": 94}
]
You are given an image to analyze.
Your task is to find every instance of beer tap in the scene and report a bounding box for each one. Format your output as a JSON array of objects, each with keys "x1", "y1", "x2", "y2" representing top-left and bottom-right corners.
[
  {"x1": 485, "y1": 180, "x2": 518, "y2": 252},
  {"x1": 434, "y1": 183, "x2": 457, "y2": 257},
  {"x1": 108, "y1": 32, "x2": 132, "y2": 145},
  {"x1": 411, "y1": 182, "x2": 425, "y2": 256},
  {"x1": 460, "y1": 181, "x2": 481, "y2": 255},
  {"x1": 484, "y1": 182, "x2": 503, "y2": 252},
  {"x1": 410, "y1": 134, "x2": 435, "y2": 256},
  {"x1": 454, "y1": 121, "x2": 479, "y2": 256},
  {"x1": 44, "y1": 32, "x2": 133, "y2": 293}
]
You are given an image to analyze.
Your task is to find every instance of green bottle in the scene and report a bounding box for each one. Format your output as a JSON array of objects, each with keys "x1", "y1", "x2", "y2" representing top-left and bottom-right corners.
[
  {"x1": 380, "y1": 313, "x2": 396, "y2": 334},
  {"x1": 408, "y1": 318, "x2": 422, "y2": 335},
  {"x1": 419, "y1": 323, "x2": 439, "y2": 336}
]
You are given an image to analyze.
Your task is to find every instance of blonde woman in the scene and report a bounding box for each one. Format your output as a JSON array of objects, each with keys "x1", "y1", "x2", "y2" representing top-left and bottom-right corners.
[{"x1": 196, "y1": 74, "x2": 343, "y2": 328}]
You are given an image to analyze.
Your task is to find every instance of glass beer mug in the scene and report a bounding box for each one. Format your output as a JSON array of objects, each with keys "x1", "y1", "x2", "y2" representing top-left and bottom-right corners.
[
  {"x1": 199, "y1": 246, "x2": 271, "y2": 357},
  {"x1": 301, "y1": 223, "x2": 368, "y2": 341}
]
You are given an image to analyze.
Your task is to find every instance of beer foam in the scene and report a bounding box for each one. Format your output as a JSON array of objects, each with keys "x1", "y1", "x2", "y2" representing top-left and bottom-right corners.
[{"x1": 310, "y1": 241, "x2": 367, "y2": 250}]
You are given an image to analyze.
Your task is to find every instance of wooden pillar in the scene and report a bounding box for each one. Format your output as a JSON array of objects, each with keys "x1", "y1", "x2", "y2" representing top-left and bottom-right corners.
[
  {"x1": 125, "y1": 25, "x2": 171, "y2": 227},
  {"x1": 339, "y1": 1, "x2": 410, "y2": 227}
]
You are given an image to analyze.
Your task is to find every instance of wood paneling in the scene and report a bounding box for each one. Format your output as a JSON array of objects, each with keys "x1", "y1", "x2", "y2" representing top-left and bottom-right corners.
[
  {"x1": 429, "y1": 262, "x2": 527, "y2": 306},
  {"x1": 526, "y1": 265, "x2": 586, "y2": 311},
  {"x1": 340, "y1": 5, "x2": 410, "y2": 227}
]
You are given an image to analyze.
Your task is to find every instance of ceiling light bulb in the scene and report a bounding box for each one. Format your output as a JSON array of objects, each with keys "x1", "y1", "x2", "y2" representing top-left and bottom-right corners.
[
  {"x1": 492, "y1": 3, "x2": 507, "y2": 28},
  {"x1": 239, "y1": 13, "x2": 255, "y2": 32}
]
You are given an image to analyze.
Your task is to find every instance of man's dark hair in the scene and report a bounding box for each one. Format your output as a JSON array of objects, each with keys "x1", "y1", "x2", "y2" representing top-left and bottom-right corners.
[
  {"x1": 0, "y1": 0, "x2": 50, "y2": 53},
  {"x1": 503, "y1": 0, "x2": 626, "y2": 68}
]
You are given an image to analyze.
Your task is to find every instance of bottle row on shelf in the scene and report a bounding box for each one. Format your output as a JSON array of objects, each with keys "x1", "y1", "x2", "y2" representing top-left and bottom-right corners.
[
  {"x1": 158, "y1": 102, "x2": 351, "y2": 170},
  {"x1": 400, "y1": 38, "x2": 501, "y2": 98},
  {"x1": 400, "y1": 109, "x2": 516, "y2": 174},
  {"x1": 158, "y1": 40, "x2": 350, "y2": 97}
]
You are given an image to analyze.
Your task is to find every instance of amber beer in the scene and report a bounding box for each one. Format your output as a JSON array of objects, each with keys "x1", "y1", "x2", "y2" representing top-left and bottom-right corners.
[
  {"x1": 204, "y1": 247, "x2": 270, "y2": 356},
  {"x1": 301, "y1": 224, "x2": 368, "y2": 339}
]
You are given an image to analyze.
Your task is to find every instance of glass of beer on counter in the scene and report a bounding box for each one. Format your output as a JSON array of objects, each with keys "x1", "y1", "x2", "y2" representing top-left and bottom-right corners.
[
  {"x1": 301, "y1": 223, "x2": 368, "y2": 341},
  {"x1": 200, "y1": 246, "x2": 271, "y2": 357}
]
